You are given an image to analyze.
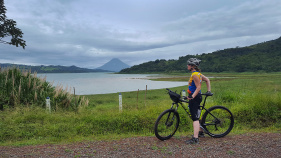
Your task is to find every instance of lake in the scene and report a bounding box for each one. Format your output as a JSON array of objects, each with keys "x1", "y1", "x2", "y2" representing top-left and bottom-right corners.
[{"x1": 38, "y1": 73, "x2": 188, "y2": 95}]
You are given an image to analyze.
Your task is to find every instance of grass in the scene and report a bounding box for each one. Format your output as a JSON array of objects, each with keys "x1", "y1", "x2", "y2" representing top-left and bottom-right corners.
[
  {"x1": 0, "y1": 70, "x2": 280, "y2": 146},
  {"x1": 0, "y1": 67, "x2": 89, "y2": 111}
]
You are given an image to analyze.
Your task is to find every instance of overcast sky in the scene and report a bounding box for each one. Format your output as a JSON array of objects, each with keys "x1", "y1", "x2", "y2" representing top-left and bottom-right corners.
[{"x1": 1, "y1": 0, "x2": 281, "y2": 68}]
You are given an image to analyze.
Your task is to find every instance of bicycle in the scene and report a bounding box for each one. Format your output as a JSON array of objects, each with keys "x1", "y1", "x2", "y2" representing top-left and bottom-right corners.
[{"x1": 154, "y1": 88, "x2": 234, "y2": 141}]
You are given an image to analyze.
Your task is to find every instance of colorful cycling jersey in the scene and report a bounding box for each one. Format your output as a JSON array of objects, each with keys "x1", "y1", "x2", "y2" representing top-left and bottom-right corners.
[{"x1": 188, "y1": 71, "x2": 202, "y2": 94}]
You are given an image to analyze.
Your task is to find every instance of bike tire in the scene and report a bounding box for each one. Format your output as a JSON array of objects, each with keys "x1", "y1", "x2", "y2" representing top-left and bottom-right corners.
[
  {"x1": 201, "y1": 106, "x2": 234, "y2": 138},
  {"x1": 154, "y1": 109, "x2": 180, "y2": 141}
]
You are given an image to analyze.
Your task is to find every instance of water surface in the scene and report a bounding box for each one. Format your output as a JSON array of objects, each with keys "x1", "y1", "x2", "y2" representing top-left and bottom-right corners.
[{"x1": 38, "y1": 73, "x2": 188, "y2": 95}]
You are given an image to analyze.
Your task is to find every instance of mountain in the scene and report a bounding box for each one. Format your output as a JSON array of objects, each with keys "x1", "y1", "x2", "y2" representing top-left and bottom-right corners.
[
  {"x1": 0, "y1": 58, "x2": 130, "y2": 73},
  {"x1": 120, "y1": 36, "x2": 281, "y2": 73},
  {"x1": 0, "y1": 64, "x2": 109, "y2": 73},
  {"x1": 96, "y1": 58, "x2": 130, "y2": 72}
]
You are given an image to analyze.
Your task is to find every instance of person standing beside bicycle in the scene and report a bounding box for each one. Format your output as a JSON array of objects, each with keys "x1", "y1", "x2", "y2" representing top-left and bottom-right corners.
[{"x1": 186, "y1": 58, "x2": 211, "y2": 144}]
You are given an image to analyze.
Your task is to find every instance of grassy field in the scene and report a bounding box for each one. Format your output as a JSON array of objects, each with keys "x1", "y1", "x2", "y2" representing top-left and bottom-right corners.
[{"x1": 0, "y1": 72, "x2": 280, "y2": 146}]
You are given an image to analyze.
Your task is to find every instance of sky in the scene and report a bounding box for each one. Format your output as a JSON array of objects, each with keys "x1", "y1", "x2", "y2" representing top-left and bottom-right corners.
[{"x1": 1, "y1": 0, "x2": 281, "y2": 68}]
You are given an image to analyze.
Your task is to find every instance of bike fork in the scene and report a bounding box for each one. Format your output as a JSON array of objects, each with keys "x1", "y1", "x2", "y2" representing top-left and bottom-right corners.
[{"x1": 165, "y1": 111, "x2": 176, "y2": 126}]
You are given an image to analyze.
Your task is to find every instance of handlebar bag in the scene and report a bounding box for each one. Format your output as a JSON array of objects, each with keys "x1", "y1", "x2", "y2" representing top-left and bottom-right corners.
[{"x1": 168, "y1": 91, "x2": 181, "y2": 103}]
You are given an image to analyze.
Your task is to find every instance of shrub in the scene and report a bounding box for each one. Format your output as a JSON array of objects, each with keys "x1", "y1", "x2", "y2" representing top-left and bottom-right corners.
[{"x1": 0, "y1": 67, "x2": 88, "y2": 111}]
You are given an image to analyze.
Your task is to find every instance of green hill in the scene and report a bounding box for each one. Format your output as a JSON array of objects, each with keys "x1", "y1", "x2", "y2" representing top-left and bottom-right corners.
[
  {"x1": 120, "y1": 36, "x2": 281, "y2": 73},
  {"x1": 0, "y1": 64, "x2": 109, "y2": 73}
]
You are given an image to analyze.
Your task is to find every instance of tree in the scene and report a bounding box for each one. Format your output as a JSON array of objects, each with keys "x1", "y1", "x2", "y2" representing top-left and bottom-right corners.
[{"x1": 0, "y1": 0, "x2": 26, "y2": 49}]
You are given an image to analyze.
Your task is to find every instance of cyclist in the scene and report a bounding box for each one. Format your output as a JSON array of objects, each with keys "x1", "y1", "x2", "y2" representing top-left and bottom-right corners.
[{"x1": 185, "y1": 58, "x2": 211, "y2": 144}]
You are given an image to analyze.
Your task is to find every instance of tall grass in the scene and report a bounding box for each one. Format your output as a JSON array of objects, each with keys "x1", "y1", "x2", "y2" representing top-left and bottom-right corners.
[
  {"x1": 0, "y1": 67, "x2": 88, "y2": 111},
  {"x1": 0, "y1": 71, "x2": 280, "y2": 146}
]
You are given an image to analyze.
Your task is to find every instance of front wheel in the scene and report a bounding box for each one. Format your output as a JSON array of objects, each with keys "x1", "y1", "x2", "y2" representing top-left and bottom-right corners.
[
  {"x1": 154, "y1": 109, "x2": 180, "y2": 141},
  {"x1": 201, "y1": 106, "x2": 234, "y2": 138}
]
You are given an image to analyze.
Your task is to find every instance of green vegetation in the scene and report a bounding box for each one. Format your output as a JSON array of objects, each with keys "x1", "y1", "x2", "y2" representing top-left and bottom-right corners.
[
  {"x1": 0, "y1": 64, "x2": 108, "y2": 73},
  {"x1": 0, "y1": 69, "x2": 280, "y2": 146},
  {"x1": 120, "y1": 37, "x2": 281, "y2": 73},
  {"x1": 0, "y1": 67, "x2": 88, "y2": 111}
]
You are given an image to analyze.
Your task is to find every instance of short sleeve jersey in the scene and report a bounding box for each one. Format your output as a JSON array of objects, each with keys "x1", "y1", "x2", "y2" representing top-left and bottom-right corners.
[{"x1": 188, "y1": 71, "x2": 202, "y2": 94}]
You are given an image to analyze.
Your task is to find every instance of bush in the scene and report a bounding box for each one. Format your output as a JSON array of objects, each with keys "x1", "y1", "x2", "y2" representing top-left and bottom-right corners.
[{"x1": 0, "y1": 67, "x2": 88, "y2": 111}]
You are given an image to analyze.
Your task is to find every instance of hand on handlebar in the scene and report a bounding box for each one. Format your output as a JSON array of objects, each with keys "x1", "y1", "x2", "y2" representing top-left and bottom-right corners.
[{"x1": 205, "y1": 91, "x2": 213, "y2": 96}]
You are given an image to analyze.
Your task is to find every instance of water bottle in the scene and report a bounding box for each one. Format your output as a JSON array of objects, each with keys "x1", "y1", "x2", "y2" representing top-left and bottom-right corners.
[{"x1": 182, "y1": 90, "x2": 186, "y2": 99}]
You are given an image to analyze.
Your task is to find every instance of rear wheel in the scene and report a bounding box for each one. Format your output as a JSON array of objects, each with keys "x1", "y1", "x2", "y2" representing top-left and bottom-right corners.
[
  {"x1": 201, "y1": 106, "x2": 234, "y2": 138},
  {"x1": 154, "y1": 109, "x2": 180, "y2": 141}
]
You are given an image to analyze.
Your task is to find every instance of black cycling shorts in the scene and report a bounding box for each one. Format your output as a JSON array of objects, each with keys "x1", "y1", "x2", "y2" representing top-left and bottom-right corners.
[{"x1": 188, "y1": 93, "x2": 202, "y2": 121}]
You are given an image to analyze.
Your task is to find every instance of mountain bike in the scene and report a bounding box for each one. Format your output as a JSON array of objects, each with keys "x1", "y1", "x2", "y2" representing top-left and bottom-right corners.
[{"x1": 154, "y1": 88, "x2": 234, "y2": 141}]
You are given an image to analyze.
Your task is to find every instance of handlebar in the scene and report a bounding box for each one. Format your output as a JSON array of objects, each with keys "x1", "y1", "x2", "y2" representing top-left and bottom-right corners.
[
  {"x1": 166, "y1": 88, "x2": 213, "y2": 96},
  {"x1": 166, "y1": 88, "x2": 213, "y2": 103}
]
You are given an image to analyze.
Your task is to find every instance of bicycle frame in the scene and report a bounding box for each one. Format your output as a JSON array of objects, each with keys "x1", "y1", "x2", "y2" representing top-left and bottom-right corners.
[
  {"x1": 169, "y1": 94, "x2": 220, "y2": 133},
  {"x1": 169, "y1": 94, "x2": 208, "y2": 119}
]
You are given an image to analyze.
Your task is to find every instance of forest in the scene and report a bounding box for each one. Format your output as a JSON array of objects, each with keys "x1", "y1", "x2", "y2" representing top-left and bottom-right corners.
[{"x1": 120, "y1": 36, "x2": 281, "y2": 73}]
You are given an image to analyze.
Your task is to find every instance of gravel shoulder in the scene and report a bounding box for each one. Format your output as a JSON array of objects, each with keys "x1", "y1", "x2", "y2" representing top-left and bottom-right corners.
[{"x1": 0, "y1": 133, "x2": 280, "y2": 158}]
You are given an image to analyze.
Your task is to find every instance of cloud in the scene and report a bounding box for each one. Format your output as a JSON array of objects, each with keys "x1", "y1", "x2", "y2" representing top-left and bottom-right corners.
[
  {"x1": 160, "y1": 0, "x2": 281, "y2": 44},
  {"x1": 1, "y1": 0, "x2": 281, "y2": 68}
]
